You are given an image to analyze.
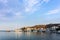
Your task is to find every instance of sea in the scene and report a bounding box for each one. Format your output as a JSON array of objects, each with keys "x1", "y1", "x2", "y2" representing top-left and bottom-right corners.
[{"x1": 0, "y1": 32, "x2": 60, "y2": 40}]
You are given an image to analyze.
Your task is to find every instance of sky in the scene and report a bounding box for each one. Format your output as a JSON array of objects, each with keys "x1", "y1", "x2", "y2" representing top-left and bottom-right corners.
[{"x1": 0, "y1": 0, "x2": 60, "y2": 30}]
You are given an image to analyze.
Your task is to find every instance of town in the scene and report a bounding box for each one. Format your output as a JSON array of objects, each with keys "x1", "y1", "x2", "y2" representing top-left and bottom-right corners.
[{"x1": 15, "y1": 23, "x2": 60, "y2": 33}]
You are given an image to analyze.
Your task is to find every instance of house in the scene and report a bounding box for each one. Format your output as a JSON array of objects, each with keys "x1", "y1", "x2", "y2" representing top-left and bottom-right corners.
[
  {"x1": 46, "y1": 24, "x2": 60, "y2": 32},
  {"x1": 21, "y1": 25, "x2": 47, "y2": 32}
]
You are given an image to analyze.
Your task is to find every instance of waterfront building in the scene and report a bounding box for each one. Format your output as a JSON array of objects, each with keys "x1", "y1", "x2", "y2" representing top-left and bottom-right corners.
[
  {"x1": 20, "y1": 25, "x2": 47, "y2": 32},
  {"x1": 46, "y1": 24, "x2": 60, "y2": 33}
]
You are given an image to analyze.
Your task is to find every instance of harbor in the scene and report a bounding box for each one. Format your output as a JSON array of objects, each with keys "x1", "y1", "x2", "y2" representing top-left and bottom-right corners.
[{"x1": 15, "y1": 24, "x2": 60, "y2": 33}]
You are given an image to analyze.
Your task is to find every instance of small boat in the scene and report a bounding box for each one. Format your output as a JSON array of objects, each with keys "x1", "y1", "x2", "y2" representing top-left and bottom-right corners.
[
  {"x1": 56, "y1": 28, "x2": 60, "y2": 34},
  {"x1": 56, "y1": 30, "x2": 60, "y2": 34}
]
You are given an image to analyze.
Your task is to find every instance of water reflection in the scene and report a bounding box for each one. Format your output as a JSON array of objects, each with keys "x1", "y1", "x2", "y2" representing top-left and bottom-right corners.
[
  {"x1": 17, "y1": 32, "x2": 60, "y2": 40},
  {"x1": 0, "y1": 32, "x2": 17, "y2": 40},
  {"x1": 0, "y1": 32, "x2": 60, "y2": 40}
]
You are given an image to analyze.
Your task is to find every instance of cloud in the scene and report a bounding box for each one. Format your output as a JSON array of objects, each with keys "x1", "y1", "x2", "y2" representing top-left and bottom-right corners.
[
  {"x1": 24, "y1": 0, "x2": 39, "y2": 13},
  {"x1": 13, "y1": 12, "x2": 24, "y2": 19},
  {"x1": 14, "y1": 12, "x2": 21, "y2": 16},
  {"x1": 0, "y1": 0, "x2": 8, "y2": 3},
  {"x1": 0, "y1": 0, "x2": 8, "y2": 6},
  {"x1": 43, "y1": 0, "x2": 50, "y2": 3},
  {"x1": 46, "y1": 8, "x2": 60, "y2": 15},
  {"x1": 24, "y1": 0, "x2": 50, "y2": 13},
  {"x1": 0, "y1": 0, "x2": 50, "y2": 21},
  {"x1": 0, "y1": 0, "x2": 24, "y2": 20},
  {"x1": 0, "y1": 8, "x2": 23, "y2": 20},
  {"x1": 0, "y1": 9, "x2": 12, "y2": 20}
]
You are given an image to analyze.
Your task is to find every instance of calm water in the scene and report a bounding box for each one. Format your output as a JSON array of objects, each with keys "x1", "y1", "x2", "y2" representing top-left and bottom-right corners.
[{"x1": 0, "y1": 32, "x2": 60, "y2": 40}]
